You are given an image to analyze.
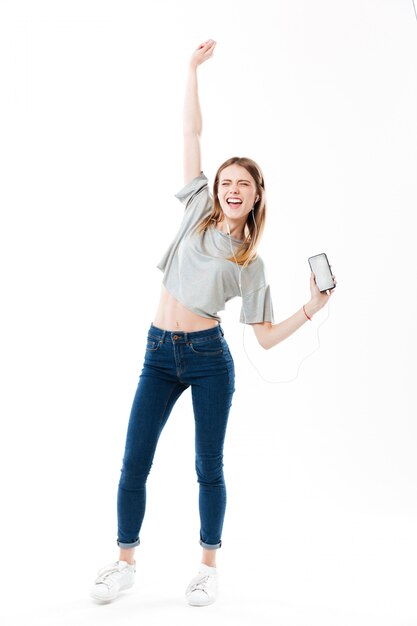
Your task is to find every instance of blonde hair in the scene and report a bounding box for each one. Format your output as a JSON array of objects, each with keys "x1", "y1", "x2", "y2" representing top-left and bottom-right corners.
[{"x1": 196, "y1": 156, "x2": 266, "y2": 266}]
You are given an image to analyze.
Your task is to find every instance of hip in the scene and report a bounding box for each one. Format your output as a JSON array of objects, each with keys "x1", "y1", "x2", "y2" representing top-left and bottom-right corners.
[{"x1": 143, "y1": 323, "x2": 235, "y2": 387}]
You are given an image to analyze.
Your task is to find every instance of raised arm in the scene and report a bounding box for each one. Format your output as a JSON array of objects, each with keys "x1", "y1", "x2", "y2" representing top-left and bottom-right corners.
[{"x1": 183, "y1": 39, "x2": 216, "y2": 185}]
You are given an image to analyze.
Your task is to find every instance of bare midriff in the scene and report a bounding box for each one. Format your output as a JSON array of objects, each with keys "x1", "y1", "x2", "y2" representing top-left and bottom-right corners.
[{"x1": 152, "y1": 284, "x2": 219, "y2": 333}]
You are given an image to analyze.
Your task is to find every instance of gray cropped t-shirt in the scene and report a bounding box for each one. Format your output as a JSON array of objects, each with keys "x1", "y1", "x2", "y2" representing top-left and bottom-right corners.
[{"x1": 157, "y1": 172, "x2": 274, "y2": 324}]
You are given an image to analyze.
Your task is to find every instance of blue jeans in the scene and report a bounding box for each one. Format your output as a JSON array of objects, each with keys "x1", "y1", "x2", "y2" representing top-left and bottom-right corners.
[{"x1": 117, "y1": 323, "x2": 235, "y2": 550}]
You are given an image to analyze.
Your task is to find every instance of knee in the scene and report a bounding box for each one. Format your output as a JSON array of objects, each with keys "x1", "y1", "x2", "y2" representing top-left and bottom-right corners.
[
  {"x1": 195, "y1": 453, "x2": 224, "y2": 486},
  {"x1": 119, "y1": 457, "x2": 153, "y2": 491}
]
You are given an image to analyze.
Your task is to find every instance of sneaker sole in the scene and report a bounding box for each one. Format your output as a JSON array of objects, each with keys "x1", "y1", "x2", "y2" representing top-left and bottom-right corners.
[{"x1": 187, "y1": 595, "x2": 216, "y2": 607}]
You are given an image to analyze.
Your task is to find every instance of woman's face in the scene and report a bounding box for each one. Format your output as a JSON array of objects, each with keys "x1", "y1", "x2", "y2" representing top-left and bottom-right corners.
[{"x1": 217, "y1": 164, "x2": 259, "y2": 223}]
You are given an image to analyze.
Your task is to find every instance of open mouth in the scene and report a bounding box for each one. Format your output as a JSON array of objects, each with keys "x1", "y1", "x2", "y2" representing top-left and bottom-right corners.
[{"x1": 226, "y1": 198, "x2": 243, "y2": 206}]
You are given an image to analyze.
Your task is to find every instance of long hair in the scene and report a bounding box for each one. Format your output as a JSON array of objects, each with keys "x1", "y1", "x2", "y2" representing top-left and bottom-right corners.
[{"x1": 196, "y1": 156, "x2": 266, "y2": 266}]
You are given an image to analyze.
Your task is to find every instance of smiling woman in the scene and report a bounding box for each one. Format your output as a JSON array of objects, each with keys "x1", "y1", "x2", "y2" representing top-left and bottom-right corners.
[
  {"x1": 90, "y1": 38, "x2": 336, "y2": 609},
  {"x1": 197, "y1": 156, "x2": 266, "y2": 265}
]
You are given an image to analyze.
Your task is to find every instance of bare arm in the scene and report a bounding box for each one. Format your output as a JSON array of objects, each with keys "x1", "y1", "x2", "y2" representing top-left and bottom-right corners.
[
  {"x1": 252, "y1": 272, "x2": 337, "y2": 350},
  {"x1": 183, "y1": 39, "x2": 216, "y2": 185}
]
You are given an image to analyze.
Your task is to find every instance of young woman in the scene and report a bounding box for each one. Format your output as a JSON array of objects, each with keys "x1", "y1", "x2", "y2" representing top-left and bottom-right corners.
[{"x1": 91, "y1": 39, "x2": 336, "y2": 607}]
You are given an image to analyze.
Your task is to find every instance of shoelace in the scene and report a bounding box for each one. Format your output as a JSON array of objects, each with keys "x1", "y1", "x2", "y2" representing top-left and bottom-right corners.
[
  {"x1": 189, "y1": 574, "x2": 211, "y2": 593},
  {"x1": 95, "y1": 562, "x2": 126, "y2": 588}
]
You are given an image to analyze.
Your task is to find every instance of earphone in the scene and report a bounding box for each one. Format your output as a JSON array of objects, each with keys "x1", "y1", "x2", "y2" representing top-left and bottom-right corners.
[{"x1": 223, "y1": 208, "x2": 331, "y2": 384}]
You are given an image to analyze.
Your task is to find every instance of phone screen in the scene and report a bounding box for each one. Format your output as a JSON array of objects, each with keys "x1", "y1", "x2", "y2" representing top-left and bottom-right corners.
[{"x1": 308, "y1": 253, "x2": 335, "y2": 292}]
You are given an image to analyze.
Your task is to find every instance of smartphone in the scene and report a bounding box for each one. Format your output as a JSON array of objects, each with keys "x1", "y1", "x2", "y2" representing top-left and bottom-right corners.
[{"x1": 308, "y1": 253, "x2": 335, "y2": 292}]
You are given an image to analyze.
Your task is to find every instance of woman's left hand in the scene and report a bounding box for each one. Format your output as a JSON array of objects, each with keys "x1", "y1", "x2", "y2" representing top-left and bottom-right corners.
[{"x1": 307, "y1": 270, "x2": 337, "y2": 315}]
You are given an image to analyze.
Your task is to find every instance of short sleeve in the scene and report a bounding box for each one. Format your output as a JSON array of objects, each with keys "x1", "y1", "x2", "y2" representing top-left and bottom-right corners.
[
  {"x1": 157, "y1": 172, "x2": 213, "y2": 275},
  {"x1": 175, "y1": 172, "x2": 210, "y2": 210},
  {"x1": 240, "y1": 284, "x2": 275, "y2": 324}
]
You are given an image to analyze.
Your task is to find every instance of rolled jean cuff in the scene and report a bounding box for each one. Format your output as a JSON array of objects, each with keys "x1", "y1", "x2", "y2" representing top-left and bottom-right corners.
[
  {"x1": 117, "y1": 538, "x2": 140, "y2": 549},
  {"x1": 199, "y1": 539, "x2": 222, "y2": 550}
]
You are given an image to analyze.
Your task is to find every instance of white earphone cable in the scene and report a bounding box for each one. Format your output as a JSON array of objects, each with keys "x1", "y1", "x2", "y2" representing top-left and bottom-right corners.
[{"x1": 224, "y1": 211, "x2": 331, "y2": 384}]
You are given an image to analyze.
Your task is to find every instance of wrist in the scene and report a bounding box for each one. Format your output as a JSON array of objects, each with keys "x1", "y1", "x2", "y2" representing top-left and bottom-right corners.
[{"x1": 303, "y1": 301, "x2": 318, "y2": 320}]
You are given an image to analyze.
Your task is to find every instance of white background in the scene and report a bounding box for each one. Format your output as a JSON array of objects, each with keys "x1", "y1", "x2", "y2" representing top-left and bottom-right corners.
[{"x1": 1, "y1": 1, "x2": 417, "y2": 625}]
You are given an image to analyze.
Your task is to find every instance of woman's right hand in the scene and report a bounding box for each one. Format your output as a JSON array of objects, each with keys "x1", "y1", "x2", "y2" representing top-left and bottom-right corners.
[{"x1": 190, "y1": 39, "x2": 217, "y2": 69}]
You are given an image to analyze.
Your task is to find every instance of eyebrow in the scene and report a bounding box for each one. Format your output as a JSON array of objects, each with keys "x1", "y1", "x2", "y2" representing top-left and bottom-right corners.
[{"x1": 220, "y1": 178, "x2": 252, "y2": 183}]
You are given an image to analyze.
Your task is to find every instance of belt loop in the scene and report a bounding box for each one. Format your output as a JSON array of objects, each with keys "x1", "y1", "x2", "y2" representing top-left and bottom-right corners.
[
  {"x1": 184, "y1": 331, "x2": 188, "y2": 343},
  {"x1": 161, "y1": 330, "x2": 167, "y2": 342},
  {"x1": 219, "y1": 325, "x2": 224, "y2": 337}
]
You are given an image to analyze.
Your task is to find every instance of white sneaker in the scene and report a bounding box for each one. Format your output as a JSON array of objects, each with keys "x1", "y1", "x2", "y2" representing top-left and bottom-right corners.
[
  {"x1": 186, "y1": 563, "x2": 218, "y2": 606},
  {"x1": 90, "y1": 560, "x2": 136, "y2": 603}
]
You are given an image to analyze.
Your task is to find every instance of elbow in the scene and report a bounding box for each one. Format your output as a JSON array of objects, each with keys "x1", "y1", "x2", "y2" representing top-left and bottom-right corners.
[
  {"x1": 258, "y1": 333, "x2": 282, "y2": 351},
  {"x1": 253, "y1": 323, "x2": 274, "y2": 350},
  {"x1": 257, "y1": 337, "x2": 272, "y2": 350}
]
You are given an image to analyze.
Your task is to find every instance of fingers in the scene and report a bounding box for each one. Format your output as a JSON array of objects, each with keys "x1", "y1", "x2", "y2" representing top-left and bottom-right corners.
[
  {"x1": 198, "y1": 38, "x2": 216, "y2": 49},
  {"x1": 196, "y1": 39, "x2": 216, "y2": 57}
]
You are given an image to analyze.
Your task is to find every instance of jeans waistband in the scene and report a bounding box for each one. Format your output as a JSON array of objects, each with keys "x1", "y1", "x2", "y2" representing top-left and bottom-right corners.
[{"x1": 149, "y1": 323, "x2": 224, "y2": 344}]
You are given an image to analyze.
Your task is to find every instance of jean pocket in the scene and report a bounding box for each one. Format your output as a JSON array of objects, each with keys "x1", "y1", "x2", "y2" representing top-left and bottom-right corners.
[
  {"x1": 188, "y1": 338, "x2": 224, "y2": 356},
  {"x1": 146, "y1": 338, "x2": 161, "y2": 352}
]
